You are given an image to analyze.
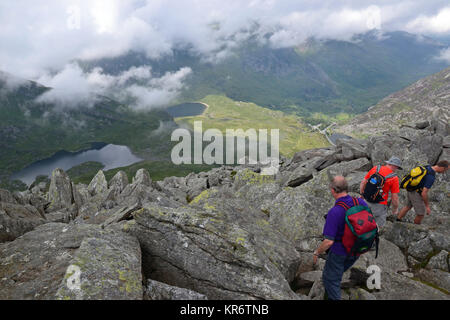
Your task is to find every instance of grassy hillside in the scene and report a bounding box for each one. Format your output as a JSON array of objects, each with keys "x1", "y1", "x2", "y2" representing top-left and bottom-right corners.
[{"x1": 174, "y1": 95, "x2": 330, "y2": 158}]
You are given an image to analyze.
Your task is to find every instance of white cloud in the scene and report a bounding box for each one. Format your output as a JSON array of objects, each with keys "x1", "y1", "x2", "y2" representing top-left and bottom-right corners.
[
  {"x1": 35, "y1": 63, "x2": 192, "y2": 110},
  {"x1": 124, "y1": 67, "x2": 193, "y2": 110},
  {"x1": 1, "y1": 1, "x2": 450, "y2": 82},
  {"x1": 151, "y1": 120, "x2": 178, "y2": 136},
  {"x1": 36, "y1": 63, "x2": 99, "y2": 107},
  {"x1": 270, "y1": 6, "x2": 385, "y2": 47},
  {"x1": 0, "y1": 71, "x2": 29, "y2": 91},
  {"x1": 406, "y1": 7, "x2": 450, "y2": 34},
  {"x1": 435, "y1": 47, "x2": 450, "y2": 63}
]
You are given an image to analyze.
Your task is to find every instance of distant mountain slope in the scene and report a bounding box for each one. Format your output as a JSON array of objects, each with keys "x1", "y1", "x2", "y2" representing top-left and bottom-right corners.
[
  {"x1": 336, "y1": 66, "x2": 450, "y2": 137},
  {"x1": 0, "y1": 73, "x2": 173, "y2": 185},
  {"x1": 81, "y1": 31, "x2": 449, "y2": 116}
]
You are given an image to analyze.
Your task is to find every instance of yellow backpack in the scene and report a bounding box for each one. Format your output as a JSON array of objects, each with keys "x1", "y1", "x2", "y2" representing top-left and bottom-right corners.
[{"x1": 400, "y1": 166, "x2": 427, "y2": 191}]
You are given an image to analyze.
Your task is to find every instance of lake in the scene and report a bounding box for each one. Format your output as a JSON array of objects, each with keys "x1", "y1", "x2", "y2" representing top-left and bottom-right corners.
[
  {"x1": 11, "y1": 144, "x2": 143, "y2": 185},
  {"x1": 166, "y1": 102, "x2": 207, "y2": 117}
]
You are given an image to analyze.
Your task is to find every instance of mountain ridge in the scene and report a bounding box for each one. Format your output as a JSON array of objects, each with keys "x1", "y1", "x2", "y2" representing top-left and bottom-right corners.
[
  {"x1": 81, "y1": 31, "x2": 449, "y2": 115},
  {"x1": 336, "y1": 66, "x2": 450, "y2": 138}
]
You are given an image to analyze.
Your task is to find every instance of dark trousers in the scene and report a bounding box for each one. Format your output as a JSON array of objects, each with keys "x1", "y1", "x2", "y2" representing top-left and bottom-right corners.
[{"x1": 322, "y1": 251, "x2": 359, "y2": 300}]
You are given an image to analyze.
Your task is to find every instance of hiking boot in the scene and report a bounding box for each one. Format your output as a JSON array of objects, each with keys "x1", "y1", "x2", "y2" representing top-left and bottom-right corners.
[{"x1": 386, "y1": 215, "x2": 397, "y2": 223}]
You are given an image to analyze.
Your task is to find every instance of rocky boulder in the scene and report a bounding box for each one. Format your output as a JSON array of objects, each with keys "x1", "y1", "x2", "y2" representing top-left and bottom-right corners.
[
  {"x1": 145, "y1": 279, "x2": 208, "y2": 300},
  {"x1": 46, "y1": 169, "x2": 74, "y2": 212},
  {"x1": 119, "y1": 203, "x2": 299, "y2": 300},
  {"x1": 105, "y1": 171, "x2": 129, "y2": 203},
  {"x1": 0, "y1": 223, "x2": 142, "y2": 300},
  {"x1": 335, "y1": 138, "x2": 368, "y2": 161},
  {"x1": 87, "y1": 170, "x2": 108, "y2": 197},
  {"x1": 370, "y1": 271, "x2": 448, "y2": 300},
  {"x1": 0, "y1": 191, "x2": 46, "y2": 242}
]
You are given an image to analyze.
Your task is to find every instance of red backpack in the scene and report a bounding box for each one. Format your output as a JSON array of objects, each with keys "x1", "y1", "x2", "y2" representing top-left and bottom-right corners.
[{"x1": 337, "y1": 197, "x2": 379, "y2": 258}]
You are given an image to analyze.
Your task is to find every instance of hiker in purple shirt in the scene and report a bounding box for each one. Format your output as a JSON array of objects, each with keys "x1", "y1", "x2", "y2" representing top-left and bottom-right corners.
[{"x1": 313, "y1": 176, "x2": 369, "y2": 300}]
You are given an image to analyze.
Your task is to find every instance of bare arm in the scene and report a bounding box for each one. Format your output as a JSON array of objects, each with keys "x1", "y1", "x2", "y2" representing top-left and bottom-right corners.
[
  {"x1": 421, "y1": 188, "x2": 430, "y2": 206},
  {"x1": 360, "y1": 179, "x2": 368, "y2": 195},
  {"x1": 315, "y1": 239, "x2": 334, "y2": 255},
  {"x1": 391, "y1": 193, "x2": 399, "y2": 214},
  {"x1": 313, "y1": 239, "x2": 334, "y2": 264},
  {"x1": 421, "y1": 188, "x2": 431, "y2": 214}
]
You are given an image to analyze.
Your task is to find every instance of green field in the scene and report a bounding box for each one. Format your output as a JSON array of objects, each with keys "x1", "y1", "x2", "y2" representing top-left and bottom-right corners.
[{"x1": 174, "y1": 95, "x2": 330, "y2": 158}]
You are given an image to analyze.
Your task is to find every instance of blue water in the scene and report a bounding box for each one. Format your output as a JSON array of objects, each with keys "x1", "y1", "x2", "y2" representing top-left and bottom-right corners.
[
  {"x1": 11, "y1": 144, "x2": 142, "y2": 185},
  {"x1": 166, "y1": 103, "x2": 206, "y2": 117}
]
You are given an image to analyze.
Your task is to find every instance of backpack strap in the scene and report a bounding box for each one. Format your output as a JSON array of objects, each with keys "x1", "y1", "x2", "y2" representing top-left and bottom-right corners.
[
  {"x1": 385, "y1": 173, "x2": 397, "y2": 179},
  {"x1": 381, "y1": 173, "x2": 397, "y2": 199},
  {"x1": 375, "y1": 164, "x2": 396, "y2": 180},
  {"x1": 375, "y1": 232, "x2": 380, "y2": 259},
  {"x1": 336, "y1": 201, "x2": 350, "y2": 210},
  {"x1": 337, "y1": 197, "x2": 360, "y2": 210}
]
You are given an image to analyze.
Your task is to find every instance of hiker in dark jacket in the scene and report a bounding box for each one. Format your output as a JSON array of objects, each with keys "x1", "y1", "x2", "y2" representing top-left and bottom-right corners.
[
  {"x1": 313, "y1": 176, "x2": 369, "y2": 300},
  {"x1": 397, "y1": 160, "x2": 448, "y2": 224}
]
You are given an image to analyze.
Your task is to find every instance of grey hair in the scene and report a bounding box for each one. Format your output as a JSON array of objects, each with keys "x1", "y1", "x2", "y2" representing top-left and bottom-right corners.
[{"x1": 329, "y1": 176, "x2": 348, "y2": 193}]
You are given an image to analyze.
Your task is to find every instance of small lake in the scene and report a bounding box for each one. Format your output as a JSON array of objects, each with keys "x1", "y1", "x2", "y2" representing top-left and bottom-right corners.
[
  {"x1": 11, "y1": 144, "x2": 143, "y2": 185},
  {"x1": 166, "y1": 102, "x2": 206, "y2": 118}
]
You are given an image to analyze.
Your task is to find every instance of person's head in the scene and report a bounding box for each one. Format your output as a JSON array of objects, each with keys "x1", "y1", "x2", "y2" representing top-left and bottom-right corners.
[
  {"x1": 433, "y1": 160, "x2": 449, "y2": 174},
  {"x1": 385, "y1": 156, "x2": 403, "y2": 172},
  {"x1": 329, "y1": 175, "x2": 348, "y2": 199}
]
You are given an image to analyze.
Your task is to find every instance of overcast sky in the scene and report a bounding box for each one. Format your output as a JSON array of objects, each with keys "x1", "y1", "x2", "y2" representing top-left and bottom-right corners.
[{"x1": 1, "y1": 0, "x2": 450, "y2": 109}]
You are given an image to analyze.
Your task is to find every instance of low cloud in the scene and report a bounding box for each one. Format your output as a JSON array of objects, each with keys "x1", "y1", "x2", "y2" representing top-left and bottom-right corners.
[
  {"x1": 0, "y1": 71, "x2": 30, "y2": 91},
  {"x1": 268, "y1": 6, "x2": 384, "y2": 47},
  {"x1": 405, "y1": 7, "x2": 450, "y2": 34},
  {"x1": 151, "y1": 120, "x2": 179, "y2": 136},
  {"x1": 35, "y1": 63, "x2": 100, "y2": 108},
  {"x1": 35, "y1": 63, "x2": 192, "y2": 110},
  {"x1": 435, "y1": 47, "x2": 450, "y2": 63},
  {"x1": 1, "y1": 1, "x2": 450, "y2": 85}
]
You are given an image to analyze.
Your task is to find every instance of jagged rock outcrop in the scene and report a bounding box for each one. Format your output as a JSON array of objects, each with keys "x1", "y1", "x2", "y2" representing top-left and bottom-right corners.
[
  {"x1": 105, "y1": 171, "x2": 129, "y2": 203},
  {"x1": 87, "y1": 170, "x2": 108, "y2": 197},
  {"x1": 0, "y1": 189, "x2": 17, "y2": 204},
  {"x1": 47, "y1": 168, "x2": 74, "y2": 212},
  {"x1": 0, "y1": 189, "x2": 46, "y2": 242},
  {"x1": 0, "y1": 118, "x2": 448, "y2": 300}
]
